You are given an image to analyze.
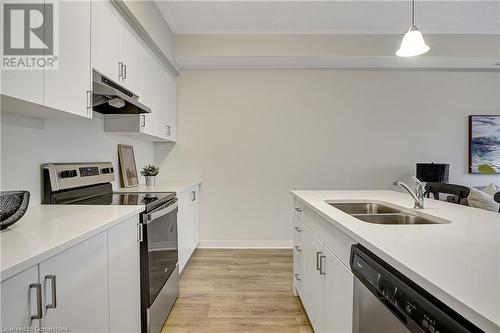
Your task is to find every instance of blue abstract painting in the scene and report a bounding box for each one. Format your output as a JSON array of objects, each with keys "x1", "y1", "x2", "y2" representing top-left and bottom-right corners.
[{"x1": 469, "y1": 115, "x2": 500, "y2": 174}]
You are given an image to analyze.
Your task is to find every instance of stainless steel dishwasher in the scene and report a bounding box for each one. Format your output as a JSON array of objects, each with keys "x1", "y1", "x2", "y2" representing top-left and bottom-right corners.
[{"x1": 350, "y1": 245, "x2": 483, "y2": 333}]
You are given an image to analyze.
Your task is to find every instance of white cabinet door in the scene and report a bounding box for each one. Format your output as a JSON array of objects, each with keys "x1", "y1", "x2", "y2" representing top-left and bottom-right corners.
[
  {"x1": 39, "y1": 232, "x2": 109, "y2": 333},
  {"x1": 301, "y1": 225, "x2": 324, "y2": 333},
  {"x1": 166, "y1": 71, "x2": 177, "y2": 141},
  {"x1": 139, "y1": 48, "x2": 157, "y2": 136},
  {"x1": 108, "y1": 217, "x2": 141, "y2": 333},
  {"x1": 0, "y1": 266, "x2": 41, "y2": 330},
  {"x1": 120, "y1": 24, "x2": 141, "y2": 94},
  {"x1": 177, "y1": 189, "x2": 193, "y2": 272},
  {"x1": 44, "y1": 0, "x2": 91, "y2": 118},
  {"x1": 91, "y1": 0, "x2": 121, "y2": 82},
  {"x1": 156, "y1": 66, "x2": 177, "y2": 142},
  {"x1": 323, "y1": 247, "x2": 354, "y2": 333},
  {"x1": 0, "y1": 3, "x2": 43, "y2": 105},
  {"x1": 191, "y1": 185, "x2": 200, "y2": 250}
]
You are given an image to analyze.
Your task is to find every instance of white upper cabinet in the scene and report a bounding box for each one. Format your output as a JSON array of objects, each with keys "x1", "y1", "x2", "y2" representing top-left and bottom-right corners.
[
  {"x1": 91, "y1": 0, "x2": 121, "y2": 82},
  {"x1": 139, "y1": 48, "x2": 158, "y2": 136},
  {"x1": 156, "y1": 65, "x2": 177, "y2": 142},
  {"x1": 119, "y1": 24, "x2": 142, "y2": 95},
  {"x1": 0, "y1": 2, "x2": 42, "y2": 105},
  {"x1": 44, "y1": 0, "x2": 91, "y2": 118}
]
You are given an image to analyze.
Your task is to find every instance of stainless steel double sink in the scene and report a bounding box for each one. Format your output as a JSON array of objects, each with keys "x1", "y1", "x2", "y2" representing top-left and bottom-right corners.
[{"x1": 328, "y1": 202, "x2": 450, "y2": 225}]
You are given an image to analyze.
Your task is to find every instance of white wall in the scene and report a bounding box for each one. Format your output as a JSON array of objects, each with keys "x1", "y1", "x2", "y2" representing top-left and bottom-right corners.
[
  {"x1": 1, "y1": 112, "x2": 154, "y2": 203},
  {"x1": 155, "y1": 69, "x2": 500, "y2": 246}
]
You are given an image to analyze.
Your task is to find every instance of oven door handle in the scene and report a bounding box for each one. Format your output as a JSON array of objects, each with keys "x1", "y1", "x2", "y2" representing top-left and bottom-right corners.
[{"x1": 147, "y1": 202, "x2": 178, "y2": 223}]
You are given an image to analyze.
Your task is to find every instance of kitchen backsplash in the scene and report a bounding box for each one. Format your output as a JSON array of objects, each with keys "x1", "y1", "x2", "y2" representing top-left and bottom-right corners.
[{"x1": 1, "y1": 112, "x2": 154, "y2": 204}]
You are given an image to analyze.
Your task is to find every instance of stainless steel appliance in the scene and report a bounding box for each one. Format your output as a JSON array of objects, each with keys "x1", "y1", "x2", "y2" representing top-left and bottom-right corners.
[
  {"x1": 350, "y1": 245, "x2": 483, "y2": 333},
  {"x1": 92, "y1": 70, "x2": 151, "y2": 115},
  {"x1": 42, "y1": 162, "x2": 178, "y2": 333}
]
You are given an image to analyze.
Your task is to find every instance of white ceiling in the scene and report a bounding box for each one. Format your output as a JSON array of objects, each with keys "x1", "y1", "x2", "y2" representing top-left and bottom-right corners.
[{"x1": 155, "y1": 1, "x2": 500, "y2": 35}]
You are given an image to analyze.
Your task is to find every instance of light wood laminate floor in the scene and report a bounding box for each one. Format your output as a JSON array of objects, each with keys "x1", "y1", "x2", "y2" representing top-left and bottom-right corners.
[{"x1": 161, "y1": 249, "x2": 313, "y2": 333}]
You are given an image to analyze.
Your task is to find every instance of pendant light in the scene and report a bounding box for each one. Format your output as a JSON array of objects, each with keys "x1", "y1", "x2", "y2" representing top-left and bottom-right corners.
[{"x1": 396, "y1": 0, "x2": 430, "y2": 57}]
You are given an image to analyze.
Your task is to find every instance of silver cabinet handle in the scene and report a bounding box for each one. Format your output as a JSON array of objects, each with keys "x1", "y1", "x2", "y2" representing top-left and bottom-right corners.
[
  {"x1": 294, "y1": 207, "x2": 302, "y2": 212},
  {"x1": 45, "y1": 275, "x2": 57, "y2": 309},
  {"x1": 294, "y1": 226, "x2": 302, "y2": 232},
  {"x1": 140, "y1": 115, "x2": 146, "y2": 128},
  {"x1": 191, "y1": 191, "x2": 196, "y2": 201},
  {"x1": 294, "y1": 273, "x2": 301, "y2": 281},
  {"x1": 137, "y1": 223, "x2": 143, "y2": 242},
  {"x1": 123, "y1": 64, "x2": 127, "y2": 80},
  {"x1": 319, "y1": 255, "x2": 326, "y2": 275},
  {"x1": 294, "y1": 245, "x2": 302, "y2": 252},
  {"x1": 29, "y1": 283, "x2": 43, "y2": 320},
  {"x1": 118, "y1": 62, "x2": 123, "y2": 78},
  {"x1": 166, "y1": 125, "x2": 172, "y2": 136},
  {"x1": 316, "y1": 252, "x2": 322, "y2": 270}
]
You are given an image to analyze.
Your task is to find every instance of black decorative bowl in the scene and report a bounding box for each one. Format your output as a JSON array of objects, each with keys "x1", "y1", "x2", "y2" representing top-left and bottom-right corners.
[{"x1": 1, "y1": 191, "x2": 30, "y2": 230}]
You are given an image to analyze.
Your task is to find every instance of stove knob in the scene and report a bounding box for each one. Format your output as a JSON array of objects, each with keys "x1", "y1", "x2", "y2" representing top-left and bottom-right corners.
[
  {"x1": 60, "y1": 170, "x2": 77, "y2": 178},
  {"x1": 102, "y1": 167, "x2": 114, "y2": 174}
]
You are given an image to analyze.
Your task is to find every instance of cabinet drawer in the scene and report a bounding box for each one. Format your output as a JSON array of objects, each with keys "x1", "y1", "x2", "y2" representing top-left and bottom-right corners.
[
  {"x1": 293, "y1": 254, "x2": 303, "y2": 294},
  {"x1": 293, "y1": 242, "x2": 304, "y2": 264},
  {"x1": 302, "y1": 206, "x2": 355, "y2": 269},
  {"x1": 293, "y1": 220, "x2": 304, "y2": 247}
]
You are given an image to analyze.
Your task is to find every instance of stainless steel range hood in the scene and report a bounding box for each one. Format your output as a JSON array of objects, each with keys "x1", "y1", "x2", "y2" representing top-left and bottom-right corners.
[{"x1": 92, "y1": 70, "x2": 151, "y2": 115}]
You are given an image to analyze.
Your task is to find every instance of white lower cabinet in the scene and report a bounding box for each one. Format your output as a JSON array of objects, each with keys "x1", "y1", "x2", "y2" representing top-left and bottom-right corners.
[
  {"x1": 0, "y1": 266, "x2": 41, "y2": 330},
  {"x1": 0, "y1": 216, "x2": 141, "y2": 332},
  {"x1": 108, "y1": 217, "x2": 141, "y2": 333},
  {"x1": 178, "y1": 184, "x2": 200, "y2": 272},
  {"x1": 39, "y1": 232, "x2": 109, "y2": 332},
  {"x1": 323, "y1": 247, "x2": 354, "y2": 333},
  {"x1": 301, "y1": 224, "x2": 326, "y2": 333},
  {"x1": 294, "y1": 205, "x2": 354, "y2": 333}
]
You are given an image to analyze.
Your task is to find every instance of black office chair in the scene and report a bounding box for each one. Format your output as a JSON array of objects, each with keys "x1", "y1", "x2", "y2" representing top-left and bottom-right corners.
[
  {"x1": 424, "y1": 182, "x2": 470, "y2": 205},
  {"x1": 494, "y1": 192, "x2": 500, "y2": 213}
]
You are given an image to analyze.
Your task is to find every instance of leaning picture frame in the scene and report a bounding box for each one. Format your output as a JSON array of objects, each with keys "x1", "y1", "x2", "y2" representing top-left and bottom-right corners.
[{"x1": 118, "y1": 144, "x2": 139, "y2": 187}]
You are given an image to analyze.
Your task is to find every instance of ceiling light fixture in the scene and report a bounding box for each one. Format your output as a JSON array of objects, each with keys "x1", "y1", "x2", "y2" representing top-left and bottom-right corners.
[{"x1": 396, "y1": 0, "x2": 430, "y2": 57}]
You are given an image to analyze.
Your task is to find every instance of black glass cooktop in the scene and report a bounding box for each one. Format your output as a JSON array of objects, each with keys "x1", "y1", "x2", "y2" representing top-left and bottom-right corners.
[{"x1": 111, "y1": 192, "x2": 175, "y2": 207}]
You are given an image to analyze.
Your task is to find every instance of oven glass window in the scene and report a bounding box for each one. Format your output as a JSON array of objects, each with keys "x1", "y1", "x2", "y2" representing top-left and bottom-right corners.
[{"x1": 146, "y1": 205, "x2": 178, "y2": 303}]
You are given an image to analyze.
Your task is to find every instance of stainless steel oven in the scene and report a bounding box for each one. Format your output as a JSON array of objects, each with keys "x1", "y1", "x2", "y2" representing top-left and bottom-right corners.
[
  {"x1": 350, "y1": 245, "x2": 482, "y2": 333},
  {"x1": 140, "y1": 197, "x2": 179, "y2": 333}
]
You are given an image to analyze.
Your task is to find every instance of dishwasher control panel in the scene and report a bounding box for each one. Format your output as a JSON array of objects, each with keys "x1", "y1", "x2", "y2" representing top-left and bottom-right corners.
[{"x1": 350, "y1": 245, "x2": 484, "y2": 333}]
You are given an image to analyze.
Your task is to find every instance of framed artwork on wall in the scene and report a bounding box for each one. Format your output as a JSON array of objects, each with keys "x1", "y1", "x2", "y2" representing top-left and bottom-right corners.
[
  {"x1": 118, "y1": 144, "x2": 139, "y2": 187},
  {"x1": 468, "y1": 115, "x2": 500, "y2": 174}
]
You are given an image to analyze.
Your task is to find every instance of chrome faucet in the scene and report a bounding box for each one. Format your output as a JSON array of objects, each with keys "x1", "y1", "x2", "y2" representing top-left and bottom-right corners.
[{"x1": 393, "y1": 176, "x2": 425, "y2": 209}]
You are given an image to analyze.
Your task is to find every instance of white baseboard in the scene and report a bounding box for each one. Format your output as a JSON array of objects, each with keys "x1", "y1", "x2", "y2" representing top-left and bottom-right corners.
[{"x1": 197, "y1": 240, "x2": 293, "y2": 249}]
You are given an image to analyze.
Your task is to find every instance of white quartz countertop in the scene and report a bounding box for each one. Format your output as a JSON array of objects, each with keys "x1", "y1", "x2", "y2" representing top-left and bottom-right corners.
[
  {"x1": 291, "y1": 190, "x2": 500, "y2": 333},
  {"x1": 115, "y1": 181, "x2": 201, "y2": 194},
  {"x1": 0, "y1": 205, "x2": 143, "y2": 281}
]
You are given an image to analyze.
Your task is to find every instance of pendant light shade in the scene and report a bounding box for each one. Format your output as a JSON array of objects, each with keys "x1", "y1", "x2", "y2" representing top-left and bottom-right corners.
[
  {"x1": 396, "y1": 0, "x2": 430, "y2": 57},
  {"x1": 396, "y1": 26, "x2": 430, "y2": 57}
]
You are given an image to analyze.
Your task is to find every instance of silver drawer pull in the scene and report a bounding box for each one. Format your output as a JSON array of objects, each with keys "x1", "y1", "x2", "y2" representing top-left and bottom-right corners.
[
  {"x1": 316, "y1": 252, "x2": 322, "y2": 270},
  {"x1": 294, "y1": 245, "x2": 302, "y2": 252},
  {"x1": 45, "y1": 275, "x2": 57, "y2": 309},
  {"x1": 294, "y1": 273, "x2": 301, "y2": 281},
  {"x1": 294, "y1": 207, "x2": 302, "y2": 212},
  {"x1": 319, "y1": 255, "x2": 326, "y2": 275},
  {"x1": 29, "y1": 283, "x2": 43, "y2": 320},
  {"x1": 294, "y1": 226, "x2": 302, "y2": 232}
]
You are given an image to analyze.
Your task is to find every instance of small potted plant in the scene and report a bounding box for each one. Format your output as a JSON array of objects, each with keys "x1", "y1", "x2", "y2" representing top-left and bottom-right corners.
[{"x1": 141, "y1": 164, "x2": 160, "y2": 186}]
